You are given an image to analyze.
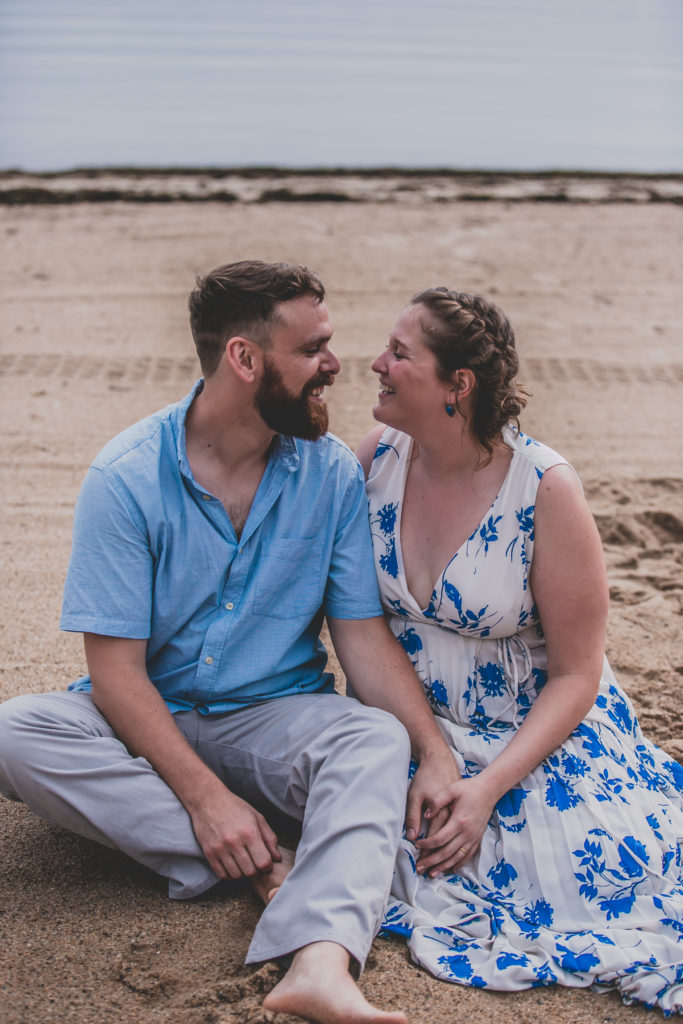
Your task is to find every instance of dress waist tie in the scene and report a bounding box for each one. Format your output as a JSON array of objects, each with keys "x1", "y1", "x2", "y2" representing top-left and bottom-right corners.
[{"x1": 489, "y1": 634, "x2": 533, "y2": 728}]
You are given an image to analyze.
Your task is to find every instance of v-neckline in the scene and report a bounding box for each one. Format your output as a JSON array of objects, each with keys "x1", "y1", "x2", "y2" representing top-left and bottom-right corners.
[{"x1": 395, "y1": 436, "x2": 516, "y2": 614}]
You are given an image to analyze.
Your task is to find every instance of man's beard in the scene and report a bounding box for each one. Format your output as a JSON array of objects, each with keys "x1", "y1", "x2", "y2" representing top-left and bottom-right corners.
[{"x1": 255, "y1": 356, "x2": 332, "y2": 440}]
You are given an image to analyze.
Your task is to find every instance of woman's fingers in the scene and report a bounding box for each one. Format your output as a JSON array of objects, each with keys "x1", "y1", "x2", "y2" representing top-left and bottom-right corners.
[
  {"x1": 415, "y1": 815, "x2": 458, "y2": 850},
  {"x1": 416, "y1": 835, "x2": 474, "y2": 875},
  {"x1": 425, "y1": 847, "x2": 473, "y2": 876}
]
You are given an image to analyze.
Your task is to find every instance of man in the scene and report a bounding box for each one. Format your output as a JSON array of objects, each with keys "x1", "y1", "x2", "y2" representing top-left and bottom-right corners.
[{"x1": 0, "y1": 261, "x2": 459, "y2": 1024}]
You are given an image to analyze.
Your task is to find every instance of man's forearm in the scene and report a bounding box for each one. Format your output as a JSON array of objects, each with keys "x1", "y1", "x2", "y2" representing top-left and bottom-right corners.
[
  {"x1": 85, "y1": 634, "x2": 227, "y2": 812},
  {"x1": 328, "y1": 615, "x2": 461, "y2": 843},
  {"x1": 94, "y1": 671, "x2": 226, "y2": 813},
  {"x1": 85, "y1": 633, "x2": 280, "y2": 879},
  {"x1": 327, "y1": 616, "x2": 452, "y2": 761}
]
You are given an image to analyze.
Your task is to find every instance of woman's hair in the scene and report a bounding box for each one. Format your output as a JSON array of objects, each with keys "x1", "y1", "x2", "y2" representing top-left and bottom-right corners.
[{"x1": 411, "y1": 287, "x2": 528, "y2": 458}]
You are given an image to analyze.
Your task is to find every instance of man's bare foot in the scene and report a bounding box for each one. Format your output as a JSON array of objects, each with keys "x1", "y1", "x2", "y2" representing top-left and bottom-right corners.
[
  {"x1": 250, "y1": 846, "x2": 295, "y2": 905},
  {"x1": 263, "y1": 941, "x2": 408, "y2": 1024}
]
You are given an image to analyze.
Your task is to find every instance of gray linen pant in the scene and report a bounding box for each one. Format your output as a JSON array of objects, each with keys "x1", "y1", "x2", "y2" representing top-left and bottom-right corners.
[{"x1": 0, "y1": 690, "x2": 411, "y2": 968}]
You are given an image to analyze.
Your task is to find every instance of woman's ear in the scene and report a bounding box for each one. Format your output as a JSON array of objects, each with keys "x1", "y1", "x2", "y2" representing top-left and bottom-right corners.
[{"x1": 453, "y1": 368, "x2": 476, "y2": 399}]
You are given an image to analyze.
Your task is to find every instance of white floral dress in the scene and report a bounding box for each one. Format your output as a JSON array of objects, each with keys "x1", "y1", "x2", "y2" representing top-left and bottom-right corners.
[{"x1": 366, "y1": 425, "x2": 683, "y2": 1016}]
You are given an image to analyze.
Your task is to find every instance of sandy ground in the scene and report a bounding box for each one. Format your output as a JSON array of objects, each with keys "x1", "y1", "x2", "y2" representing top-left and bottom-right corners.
[{"x1": 1, "y1": 189, "x2": 682, "y2": 1024}]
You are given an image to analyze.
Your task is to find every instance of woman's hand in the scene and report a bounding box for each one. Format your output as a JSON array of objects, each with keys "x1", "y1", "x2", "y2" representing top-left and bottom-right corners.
[{"x1": 414, "y1": 772, "x2": 499, "y2": 876}]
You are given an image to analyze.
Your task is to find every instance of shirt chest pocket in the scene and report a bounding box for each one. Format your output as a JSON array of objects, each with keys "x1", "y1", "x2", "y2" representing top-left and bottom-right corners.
[{"x1": 253, "y1": 538, "x2": 326, "y2": 619}]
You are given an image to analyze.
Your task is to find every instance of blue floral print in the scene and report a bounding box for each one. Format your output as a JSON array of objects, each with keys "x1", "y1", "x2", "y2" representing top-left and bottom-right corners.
[
  {"x1": 476, "y1": 514, "x2": 503, "y2": 555},
  {"x1": 367, "y1": 424, "x2": 683, "y2": 1016},
  {"x1": 370, "y1": 502, "x2": 400, "y2": 578}
]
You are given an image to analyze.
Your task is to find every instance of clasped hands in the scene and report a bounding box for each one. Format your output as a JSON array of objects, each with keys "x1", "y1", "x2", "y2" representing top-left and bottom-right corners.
[{"x1": 406, "y1": 760, "x2": 499, "y2": 877}]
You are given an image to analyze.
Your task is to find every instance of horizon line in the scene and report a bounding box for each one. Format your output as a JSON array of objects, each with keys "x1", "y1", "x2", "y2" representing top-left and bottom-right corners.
[{"x1": 2, "y1": 165, "x2": 682, "y2": 180}]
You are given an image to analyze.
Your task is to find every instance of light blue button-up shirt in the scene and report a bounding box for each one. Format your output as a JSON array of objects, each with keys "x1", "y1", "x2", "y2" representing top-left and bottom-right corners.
[{"x1": 62, "y1": 381, "x2": 382, "y2": 713}]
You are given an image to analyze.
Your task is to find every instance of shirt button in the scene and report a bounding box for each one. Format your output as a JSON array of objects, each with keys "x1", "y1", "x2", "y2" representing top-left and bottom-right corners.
[
  {"x1": 205, "y1": 656, "x2": 213, "y2": 665},
  {"x1": 225, "y1": 602, "x2": 234, "y2": 610},
  {"x1": 201, "y1": 494, "x2": 211, "y2": 501}
]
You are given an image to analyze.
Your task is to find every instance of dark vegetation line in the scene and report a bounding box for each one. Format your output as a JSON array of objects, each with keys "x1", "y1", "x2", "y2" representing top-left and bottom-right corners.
[
  {"x1": 1, "y1": 169, "x2": 681, "y2": 205},
  {"x1": 1, "y1": 167, "x2": 681, "y2": 180},
  {"x1": 1, "y1": 189, "x2": 680, "y2": 206}
]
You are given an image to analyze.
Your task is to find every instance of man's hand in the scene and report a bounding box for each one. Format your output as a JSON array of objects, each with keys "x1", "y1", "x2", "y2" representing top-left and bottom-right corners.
[
  {"x1": 189, "y1": 785, "x2": 281, "y2": 881},
  {"x1": 404, "y1": 749, "x2": 461, "y2": 843},
  {"x1": 414, "y1": 772, "x2": 499, "y2": 876}
]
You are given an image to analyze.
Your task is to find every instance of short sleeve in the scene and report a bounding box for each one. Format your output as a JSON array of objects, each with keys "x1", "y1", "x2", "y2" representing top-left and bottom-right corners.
[
  {"x1": 323, "y1": 459, "x2": 383, "y2": 620},
  {"x1": 60, "y1": 466, "x2": 153, "y2": 638}
]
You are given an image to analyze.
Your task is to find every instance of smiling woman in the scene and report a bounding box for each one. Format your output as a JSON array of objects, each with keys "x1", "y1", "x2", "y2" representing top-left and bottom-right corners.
[{"x1": 357, "y1": 287, "x2": 683, "y2": 1015}]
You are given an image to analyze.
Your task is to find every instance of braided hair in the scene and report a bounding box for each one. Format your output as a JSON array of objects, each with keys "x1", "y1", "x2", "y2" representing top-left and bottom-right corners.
[{"x1": 411, "y1": 287, "x2": 528, "y2": 460}]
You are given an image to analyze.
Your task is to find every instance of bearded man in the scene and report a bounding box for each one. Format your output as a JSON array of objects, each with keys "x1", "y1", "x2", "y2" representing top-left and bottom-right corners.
[{"x1": 0, "y1": 261, "x2": 460, "y2": 1024}]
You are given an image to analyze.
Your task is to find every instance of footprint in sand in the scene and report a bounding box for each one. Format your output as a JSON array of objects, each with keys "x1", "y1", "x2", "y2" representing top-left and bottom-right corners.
[
  {"x1": 589, "y1": 477, "x2": 683, "y2": 612},
  {"x1": 116, "y1": 935, "x2": 180, "y2": 999}
]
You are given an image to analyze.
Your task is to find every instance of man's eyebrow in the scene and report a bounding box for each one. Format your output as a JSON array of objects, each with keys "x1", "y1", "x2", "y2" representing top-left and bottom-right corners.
[{"x1": 297, "y1": 334, "x2": 332, "y2": 350}]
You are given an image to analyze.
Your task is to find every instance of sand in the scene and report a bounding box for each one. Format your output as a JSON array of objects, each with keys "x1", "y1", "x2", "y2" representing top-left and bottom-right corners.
[{"x1": 1, "y1": 179, "x2": 682, "y2": 1023}]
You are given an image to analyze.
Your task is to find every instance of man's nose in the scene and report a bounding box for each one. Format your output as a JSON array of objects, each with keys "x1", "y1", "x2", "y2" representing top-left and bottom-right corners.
[{"x1": 322, "y1": 347, "x2": 341, "y2": 375}]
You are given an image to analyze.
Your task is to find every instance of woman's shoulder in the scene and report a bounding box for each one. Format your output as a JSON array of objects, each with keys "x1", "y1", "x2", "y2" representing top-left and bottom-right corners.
[
  {"x1": 358, "y1": 426, "x2": 410, "y2": 481},
  {"x1": 503, "y1": 423, "x2": 575, "y2": 479}
]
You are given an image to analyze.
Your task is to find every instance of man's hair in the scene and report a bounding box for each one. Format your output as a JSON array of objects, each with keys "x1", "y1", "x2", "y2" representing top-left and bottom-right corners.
[{"x1": 188, "y1": 260, "x2": 326, "y2": 375}]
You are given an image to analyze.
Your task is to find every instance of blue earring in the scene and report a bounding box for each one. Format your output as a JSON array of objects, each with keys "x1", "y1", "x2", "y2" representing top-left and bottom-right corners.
[{"x1": 445, "y1": 403, "x2": 455, "y2": 417}]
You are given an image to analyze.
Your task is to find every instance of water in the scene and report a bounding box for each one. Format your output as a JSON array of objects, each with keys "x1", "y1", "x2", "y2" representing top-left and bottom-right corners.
[{"x1": 1, "y1": 0, "x2": 681, "y2": 173}]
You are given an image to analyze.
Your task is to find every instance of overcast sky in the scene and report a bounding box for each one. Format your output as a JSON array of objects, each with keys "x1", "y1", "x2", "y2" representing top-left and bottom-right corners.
[{"x1": 1, "y1": 0, "x2": 681, "y2": 171}]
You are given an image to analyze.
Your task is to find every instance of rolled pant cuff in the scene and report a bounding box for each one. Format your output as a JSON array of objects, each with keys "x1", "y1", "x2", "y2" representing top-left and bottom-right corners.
[
  {"x1": 245, "y1": 929, "x2": 371, "y2": 974},
  {"x1": 168, "y1": 873, "x2": 220, "y2": 901}
]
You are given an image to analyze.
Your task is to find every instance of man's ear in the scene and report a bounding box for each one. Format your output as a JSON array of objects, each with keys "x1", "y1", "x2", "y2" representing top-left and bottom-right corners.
[{"x1": 223, "y1": 336, "x2": 263, "y2": 383}]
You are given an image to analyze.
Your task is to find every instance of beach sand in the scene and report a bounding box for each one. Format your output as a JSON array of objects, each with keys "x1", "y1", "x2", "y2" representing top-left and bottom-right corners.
[{"x1": 1, "y1": 183, "x2": 682, "y2": 1023}]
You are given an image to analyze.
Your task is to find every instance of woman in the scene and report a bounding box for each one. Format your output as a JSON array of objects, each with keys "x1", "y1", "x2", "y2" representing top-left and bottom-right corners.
[{"x1": 357, "y1": 288, "x2": 683, "y2": 1015}]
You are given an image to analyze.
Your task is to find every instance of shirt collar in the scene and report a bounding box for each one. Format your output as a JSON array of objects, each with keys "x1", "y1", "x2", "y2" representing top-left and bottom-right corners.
[
  {"x1": 271, "y1": 434, "x2": 300, "y2": 473},
  {"x1": 176, "y1": 379, "x2": 301, "y2": 479},
  {"x1": 176, "y1": 378, "x2": 204, "y2": 481}
]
